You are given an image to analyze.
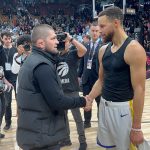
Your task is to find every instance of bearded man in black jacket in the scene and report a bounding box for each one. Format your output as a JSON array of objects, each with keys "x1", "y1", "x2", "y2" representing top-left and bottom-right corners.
[{"x1": 17, "y1": 24, "x2": 92, "y2": 150}]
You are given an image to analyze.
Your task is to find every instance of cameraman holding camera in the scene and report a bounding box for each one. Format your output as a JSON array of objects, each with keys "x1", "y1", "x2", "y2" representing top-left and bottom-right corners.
[
  {"x1": 0, "y1": 66, "x2": 13, "y2": 138},
  {"x1": 11, "y1": 34, "x2": 31, "y2": 76},
  {"x1": 57, "y1": 33, "x2": 87, "y2": 150}
]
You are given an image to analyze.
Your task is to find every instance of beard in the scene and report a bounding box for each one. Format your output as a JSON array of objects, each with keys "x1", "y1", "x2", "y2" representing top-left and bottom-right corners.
[
  {"x1": 103, "y1": 31, "x2": 114, "y2": 43},
  {"x1": 45, "y1": 44, "x2": 58, "y2": 54}
]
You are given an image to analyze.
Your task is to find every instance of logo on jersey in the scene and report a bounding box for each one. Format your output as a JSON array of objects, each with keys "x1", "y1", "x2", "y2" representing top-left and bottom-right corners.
[
  {"x1": 120, "y1": 114, "x2": 128, "y2": 117},
  {"x1": 57, "y1": 62, "x2": 69, "y2": 77}
]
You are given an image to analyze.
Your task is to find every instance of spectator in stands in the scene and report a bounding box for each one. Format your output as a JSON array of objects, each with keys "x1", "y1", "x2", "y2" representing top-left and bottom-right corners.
[{"x1": 144, "y1": 34, "x2": 150, "y2": 52}]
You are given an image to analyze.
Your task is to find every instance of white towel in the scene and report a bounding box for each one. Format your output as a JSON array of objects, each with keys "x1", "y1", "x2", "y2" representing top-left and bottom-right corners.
[{"x1": 137, "y1": 139, "x2": 150, "y2": 150}]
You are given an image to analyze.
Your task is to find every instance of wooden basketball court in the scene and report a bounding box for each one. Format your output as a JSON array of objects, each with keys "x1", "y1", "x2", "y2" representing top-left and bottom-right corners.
[{"x1": 0, "y1": 80, "x2": 150, "y2": 150}]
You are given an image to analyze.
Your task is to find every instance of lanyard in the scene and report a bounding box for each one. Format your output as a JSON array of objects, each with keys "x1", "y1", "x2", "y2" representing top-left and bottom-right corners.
[{"x1": 88, "y1": 42, "x2": 96, "y2": 60}]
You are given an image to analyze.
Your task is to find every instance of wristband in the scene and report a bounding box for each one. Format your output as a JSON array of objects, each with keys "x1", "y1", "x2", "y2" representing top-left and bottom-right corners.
[
  {"x1": 70, "y1": 37, "x2": 74, "y2": 43},
  {"x1": 131, "y1": 128, "x2": 142, "y2": 132}
]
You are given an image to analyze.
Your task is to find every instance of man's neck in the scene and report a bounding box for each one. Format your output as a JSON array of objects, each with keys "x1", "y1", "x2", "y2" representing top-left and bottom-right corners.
[
  {"x1": 112, "y1": 29, "x2": 128, "y2": 47},
  {"x1": 3, "y1": 45, "x2": 12, "y2": 49},
  {"x1": 92, "y1": 38, "x2": 99, "y2": 43}
]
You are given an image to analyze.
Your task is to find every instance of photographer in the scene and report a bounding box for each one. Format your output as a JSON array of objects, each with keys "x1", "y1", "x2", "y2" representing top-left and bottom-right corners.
[
  {"x1": 0, "y1": 66, "x2": 13, "y2": 139},
  {"x1": 11, "y1": 34, "x2": 31, "y2": 75},
  {"x1": 57, "y1": 33, "x2": 87, "y2": 150}
]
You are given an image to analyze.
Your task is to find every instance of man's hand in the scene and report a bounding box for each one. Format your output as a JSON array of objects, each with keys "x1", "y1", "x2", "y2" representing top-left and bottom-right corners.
[
  {"x1": 65, "y1": 32, "x2": 73, "y2": 42},
  {"x1": 17, "y1": 45, "x2": 25, "y2": 55},
  {"x1": 6, "y1": 82, "x2": 13, "y2": 92},
  {"x1": 84, "y1": 95, "x2": 93, "y2": 111},
  {"x1": 3, "y1": 78, "x2": 14, "y2": 92},
  {"x1": 130, "y1": 130, "x2": 144, "y2": 145}
]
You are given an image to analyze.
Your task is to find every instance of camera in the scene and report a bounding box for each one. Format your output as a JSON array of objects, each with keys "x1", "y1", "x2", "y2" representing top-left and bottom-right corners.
[
  {"x1": 0, "y1": 80, "x2": 12, "y2": 92},
  {"x1": 23, "y1": 44, "x2": 31, "y2": 52},
  {"x1": 57, "y1": 33, "x2": 67, "y2": 51},
  {"x1": 0, "y1": 66, "x2": 12, "y2": 92},
  {"x1": 0, "y1": 80, "x2": 5, "y2": 92},
  {"x1": 0, "y1": 66, "x2": 4, "y2": 79},
  {"x1": 57, "y1": 33, "x2": 67, "y2": 41}
]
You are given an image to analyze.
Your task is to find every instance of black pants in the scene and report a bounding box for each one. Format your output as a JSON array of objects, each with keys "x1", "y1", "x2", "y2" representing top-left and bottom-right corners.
[
  {"x1": 65, "y1": 108, "x2": 86, "y2": 143},
  {"x1": 82, "y1": 83, "x2": 100, "y2": 124},
  {"x1": 64, "y1": 92, "x2": 86, "y2": 143},
  {"x1": 0, "y1": 94, "x2": 5, "y2": 128},
  {"x1": 4, "y1": 80, "x2": 16, "y2": 126}
]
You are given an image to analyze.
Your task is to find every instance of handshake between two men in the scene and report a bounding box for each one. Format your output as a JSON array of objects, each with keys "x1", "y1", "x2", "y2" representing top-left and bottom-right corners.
[{"x1": 83, "y1": 95, "x2": 93, "y2": 112}]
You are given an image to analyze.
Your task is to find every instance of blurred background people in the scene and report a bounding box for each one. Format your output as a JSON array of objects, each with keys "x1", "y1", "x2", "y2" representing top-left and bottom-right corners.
[{"x1": 78, "y1": 22, "x2": 102, "y2": 128}]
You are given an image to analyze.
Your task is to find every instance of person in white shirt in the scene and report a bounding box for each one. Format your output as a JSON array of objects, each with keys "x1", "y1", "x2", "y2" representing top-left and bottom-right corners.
[{"x1": 11, "y1": 35, "x2": 31, "y2": 74}]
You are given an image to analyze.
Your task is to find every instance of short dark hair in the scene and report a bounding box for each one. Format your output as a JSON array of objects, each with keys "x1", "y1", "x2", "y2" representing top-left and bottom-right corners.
[
  {"x1": 90, "y1": 21, "x2": 98, "y2": 27},
  {"x1": 98, "y1": 6, "x2": 124, "y2": 25},
  {"x1": 17, "y1": 34, "x2": 31, "y2": 46},
  {"x1": 1, "y1": 31, "x2": 12, "y2": 38},
  {"x1": 31, "y1": 24, "x2": 54, "y2": 45}
]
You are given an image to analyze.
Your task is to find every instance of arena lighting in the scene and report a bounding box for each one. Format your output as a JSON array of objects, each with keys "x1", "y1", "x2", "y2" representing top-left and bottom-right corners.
[
  {"x1": 140, "y1": 4, "x2": 144, "y2": 6},
  {"x1": 126, "y1": 8, "x2": 136, "y2": 15}
]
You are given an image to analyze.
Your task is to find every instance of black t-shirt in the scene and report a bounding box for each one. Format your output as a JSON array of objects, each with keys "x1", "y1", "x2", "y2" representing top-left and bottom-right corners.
[{"x1": 57, "y1": 49, "x2": 80, "y2": 93}]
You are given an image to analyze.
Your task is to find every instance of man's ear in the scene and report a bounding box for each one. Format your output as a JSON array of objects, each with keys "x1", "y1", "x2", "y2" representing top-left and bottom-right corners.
[
  {"x1": 36, "y1": 39, "x2": 45, "y2": 49},
  {"x1": 113, "y1": 19, "x2": 120, "y2": 28}
]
